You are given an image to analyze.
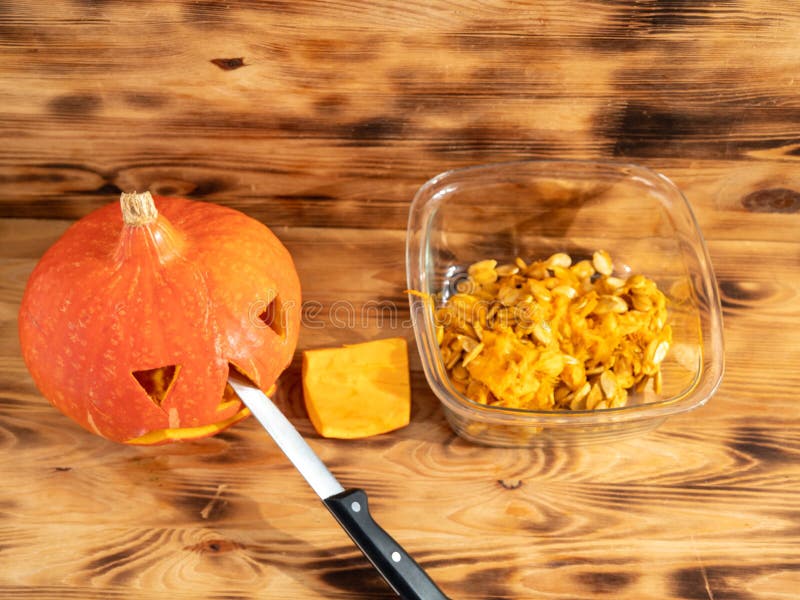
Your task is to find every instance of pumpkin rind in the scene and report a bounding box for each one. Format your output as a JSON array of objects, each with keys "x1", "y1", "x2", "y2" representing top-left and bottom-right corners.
[{"x1": 18, "y1": 194, "x2": 301, "y2": 444}]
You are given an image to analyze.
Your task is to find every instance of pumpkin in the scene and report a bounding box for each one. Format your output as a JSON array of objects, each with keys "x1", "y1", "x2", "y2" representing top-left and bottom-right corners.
[
  {"x1": 18, "y1": 191, "x2": 301, "y2": 444},
  {"x1": 302, "y1": 338, "x2": 411, "y2": 439}
]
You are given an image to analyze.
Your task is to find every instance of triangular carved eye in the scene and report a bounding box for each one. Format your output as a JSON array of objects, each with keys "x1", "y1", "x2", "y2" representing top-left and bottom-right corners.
[
  {"x1": 257, "y1": 293, "x2": 286, "y2": 338},
  {"x1": 132, "y1": 365, "x2": 180, "y2": 407}
]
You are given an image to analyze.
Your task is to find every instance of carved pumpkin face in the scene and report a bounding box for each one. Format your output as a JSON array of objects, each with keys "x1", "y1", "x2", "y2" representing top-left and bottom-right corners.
[{"x1": 18, "y1": 192, "x2": 301, "y2": 444}]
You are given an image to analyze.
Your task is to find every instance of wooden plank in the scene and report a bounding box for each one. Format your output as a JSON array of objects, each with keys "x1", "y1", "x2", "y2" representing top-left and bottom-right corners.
[{"x1": 2, "y1": 1, "x2": 800, "y2": 225}]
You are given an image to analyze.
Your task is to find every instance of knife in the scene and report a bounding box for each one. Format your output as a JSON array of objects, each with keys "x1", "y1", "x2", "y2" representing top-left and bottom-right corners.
[{"x1": 228, "y1": 374, "x2": 450, "y2": 600}]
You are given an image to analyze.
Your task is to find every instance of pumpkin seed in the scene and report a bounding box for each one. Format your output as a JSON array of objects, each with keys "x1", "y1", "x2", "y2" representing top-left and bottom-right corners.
[
  {"x1": 495, "y1": 264, "x2": 520, "y2": 277},
  {"x1": 546, "y1": 252, "x2": 573, "y2": 269},
  {"x1": 552, "y1": 284, "x2": 578, "y2": 299},
  {"x1": 592, "y1": 250, "x2": 613, "y2": 276},
  {"x1": 462, "y1": 342, "x2": 484, "y2": 367},
  {"x1": 532, "y1": 321, "x2": 553, "y2": 345},
  {"x1": 605, "y1": 276, "x2": 626, "y2": 290},
  {"x1": 600, "y1": 369, "x2": 617, "y2": 399}
]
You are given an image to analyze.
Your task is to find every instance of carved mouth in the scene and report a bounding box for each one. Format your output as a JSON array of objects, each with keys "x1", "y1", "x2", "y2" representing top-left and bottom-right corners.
[{"x1": 125, "y1": 362, "x2": 264, "y2": 445}]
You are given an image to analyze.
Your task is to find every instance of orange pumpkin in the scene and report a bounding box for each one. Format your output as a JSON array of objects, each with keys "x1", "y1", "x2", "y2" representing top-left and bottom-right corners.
[{"x1": 18, "y1": 192, "x2": 301, "y2": 444}]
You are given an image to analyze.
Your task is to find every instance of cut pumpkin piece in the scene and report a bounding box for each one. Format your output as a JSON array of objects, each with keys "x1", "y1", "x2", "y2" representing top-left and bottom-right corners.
[{"x1": 302, "y1": 338, "x2": 411, "y2": 439}]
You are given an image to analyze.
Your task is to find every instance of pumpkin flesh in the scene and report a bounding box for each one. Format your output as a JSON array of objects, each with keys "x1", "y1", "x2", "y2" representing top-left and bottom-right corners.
[{"x1": 302, "y1": 338, "x2": 411, "y2": 439}]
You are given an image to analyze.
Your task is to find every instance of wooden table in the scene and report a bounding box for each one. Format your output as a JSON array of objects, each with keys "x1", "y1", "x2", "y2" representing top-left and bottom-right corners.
[{"x1": 2, "y1": 2, "x2": 799, "y2": 598}]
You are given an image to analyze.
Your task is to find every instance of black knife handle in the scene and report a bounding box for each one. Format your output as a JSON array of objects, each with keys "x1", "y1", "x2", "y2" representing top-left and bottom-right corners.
[{"x1": 323, "y1": 488, "x2": 450, "y2": 600}]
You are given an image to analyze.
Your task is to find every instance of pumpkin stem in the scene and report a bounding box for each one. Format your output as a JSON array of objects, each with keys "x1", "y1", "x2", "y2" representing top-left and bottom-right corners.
[{"x1": 120, "y1": 191, "x2": 158, "y2": 227}]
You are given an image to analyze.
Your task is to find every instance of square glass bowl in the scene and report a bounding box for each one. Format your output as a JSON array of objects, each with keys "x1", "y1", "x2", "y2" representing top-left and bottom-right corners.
[{"x1": 406, "y1": 160, "x2": 724, "y2": 446}]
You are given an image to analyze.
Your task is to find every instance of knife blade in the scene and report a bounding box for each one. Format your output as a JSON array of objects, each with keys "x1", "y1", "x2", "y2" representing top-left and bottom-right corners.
[{"x1": 228, "y1": 374, "x2": 450, "y2": 600}]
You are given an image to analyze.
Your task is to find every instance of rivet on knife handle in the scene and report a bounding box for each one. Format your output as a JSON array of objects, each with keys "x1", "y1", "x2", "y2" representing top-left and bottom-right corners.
[{"x1": 324, "y1": 488, "x2": 450, "y2": 600}]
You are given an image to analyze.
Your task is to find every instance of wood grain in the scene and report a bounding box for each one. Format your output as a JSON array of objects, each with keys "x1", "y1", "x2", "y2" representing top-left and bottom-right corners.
[{"x1": 2, "y1": 1, "x2": 800, "y2": 599}]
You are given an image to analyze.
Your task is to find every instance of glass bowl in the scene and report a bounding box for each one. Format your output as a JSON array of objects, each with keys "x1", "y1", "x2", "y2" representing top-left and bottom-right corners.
[{"x1": 406, "y1": 160, "x2": 724, "y2": 446}]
